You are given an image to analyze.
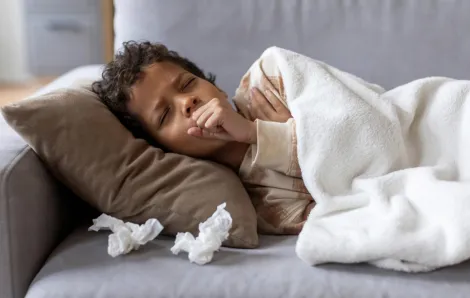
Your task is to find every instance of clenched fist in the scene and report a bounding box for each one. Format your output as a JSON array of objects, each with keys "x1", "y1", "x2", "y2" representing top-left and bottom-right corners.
[{"x1": 187, "y1": 98, "x2": 257, "y2": 144}]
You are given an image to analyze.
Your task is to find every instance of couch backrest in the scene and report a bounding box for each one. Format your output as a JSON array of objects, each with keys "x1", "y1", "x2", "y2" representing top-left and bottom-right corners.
[{"x1": 114, "y1": 0, "x2": 470, "y2": 94}]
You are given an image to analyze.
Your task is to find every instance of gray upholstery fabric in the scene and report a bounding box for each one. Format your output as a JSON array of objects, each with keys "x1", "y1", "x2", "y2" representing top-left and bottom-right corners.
[
  {"x1": 27, "y1": 227, "x2": 470, "y2": 298},
  {"x1": 0, "y1": 65, "x2": 102, "y2": 298},
  {"x1": 0, "y1": 117, "x2": 68, "y2": 298},
  {"x1": 114, "y1": 0, "x2": 470, "y2": 96},
  {"x1": 2, "y1": 1, "x2": 470, "y2": 297}
]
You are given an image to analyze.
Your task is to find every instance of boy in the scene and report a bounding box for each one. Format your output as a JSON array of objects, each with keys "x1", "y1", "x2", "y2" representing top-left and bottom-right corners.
[{"x1": 92, "y1": 41, "x2": 314, "y2": 235}]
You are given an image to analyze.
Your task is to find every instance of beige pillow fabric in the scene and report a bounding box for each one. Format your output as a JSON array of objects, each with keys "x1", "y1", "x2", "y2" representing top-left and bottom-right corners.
[{"x1": 0, "y1": 85, "x2": 258, "y2": 248}]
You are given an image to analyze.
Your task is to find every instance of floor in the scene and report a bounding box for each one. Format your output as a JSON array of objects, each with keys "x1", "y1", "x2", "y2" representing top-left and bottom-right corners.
[{"x1": 0, "y1": 77, "x2": 55, "y2": 107}]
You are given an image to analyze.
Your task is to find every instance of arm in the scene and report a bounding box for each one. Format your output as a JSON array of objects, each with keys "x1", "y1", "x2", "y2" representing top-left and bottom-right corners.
[
  {"x1": 251, "y1": 118, "x2": 301, "y2": 177},
  {"x1": 248, "y1": 79, "x2": 301, "y2": 177}
]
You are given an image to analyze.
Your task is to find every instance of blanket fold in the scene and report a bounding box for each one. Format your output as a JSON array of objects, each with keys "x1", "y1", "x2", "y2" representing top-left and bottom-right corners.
[{"x1": 243, "y1": 47, "x2": 470, "y2": 272}]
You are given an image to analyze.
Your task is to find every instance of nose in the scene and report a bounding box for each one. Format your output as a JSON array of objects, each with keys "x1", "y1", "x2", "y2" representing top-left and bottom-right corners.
[{"x1": 182, "y1": 96, "x2": 199, "y2": 118}]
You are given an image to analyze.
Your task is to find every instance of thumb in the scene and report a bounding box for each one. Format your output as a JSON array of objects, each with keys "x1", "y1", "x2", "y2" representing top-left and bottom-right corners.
[{"x1": 187, "y1": 127, "x2": 234, "y2": 141}]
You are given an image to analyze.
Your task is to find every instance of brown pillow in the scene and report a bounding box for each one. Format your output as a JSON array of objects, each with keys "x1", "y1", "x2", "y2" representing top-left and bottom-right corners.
[{"x1": 1, "y1": 84, "x2": 258, "y2": 248}]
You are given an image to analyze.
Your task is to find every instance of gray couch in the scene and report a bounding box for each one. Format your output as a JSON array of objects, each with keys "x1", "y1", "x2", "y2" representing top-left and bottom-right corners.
[{"x1": 2, "y1": 1, "x2": 470, "y2": 297}]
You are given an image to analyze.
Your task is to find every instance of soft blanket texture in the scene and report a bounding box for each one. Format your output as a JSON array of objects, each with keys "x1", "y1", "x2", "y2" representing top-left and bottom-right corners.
[{"x1": 242, "y1": 47, "x2": 470, "y2": 272}]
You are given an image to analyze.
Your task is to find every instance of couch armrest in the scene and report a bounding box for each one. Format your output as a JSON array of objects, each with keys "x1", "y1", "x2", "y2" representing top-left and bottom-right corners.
[{"x1": 0, "y1": 116, "x2": 71, "y2": 298}]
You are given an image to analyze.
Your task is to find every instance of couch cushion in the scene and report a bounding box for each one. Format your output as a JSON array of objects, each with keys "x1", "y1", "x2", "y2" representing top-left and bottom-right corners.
[
  {"x1": 1, "y1": 83, "x2": 258, "y2": 249},
  {"x1": 114, "y1": 0, "x2": 470, "y2": 95},
  {"x1": 26, "y1": 228, "x2": 470, "y2": 298}
]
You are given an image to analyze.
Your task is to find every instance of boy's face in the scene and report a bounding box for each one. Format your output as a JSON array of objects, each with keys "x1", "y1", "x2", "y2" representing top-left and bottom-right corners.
[{"x1": 128, "y1": 62, "x2": 229, "y2": 158}]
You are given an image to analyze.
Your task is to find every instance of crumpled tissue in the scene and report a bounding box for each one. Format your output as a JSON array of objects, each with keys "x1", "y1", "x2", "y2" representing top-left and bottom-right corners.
[
  {"x1": 89, "y1": 214, "x2": 164, "y2": 257},
  {"x1": 171, "y1": 203, "x2": 232, "y2": 265}
]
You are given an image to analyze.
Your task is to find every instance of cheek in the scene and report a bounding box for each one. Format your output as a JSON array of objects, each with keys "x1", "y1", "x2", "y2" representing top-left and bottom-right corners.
[
  {"x1": 215, "y1": 89, "x2": 227, "y2": 100},
  {"x1": 164, "y1": 125, "x2": 187, "y2": 144},
  {"x1": 200, "y1": 82, "x2": 226, "y2": 101},
  {"x1": 158, "y1": 123, "x2": 192, "y2": 150}
]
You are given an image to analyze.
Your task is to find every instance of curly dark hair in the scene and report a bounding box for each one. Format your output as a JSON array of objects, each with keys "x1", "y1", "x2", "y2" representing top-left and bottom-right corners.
[{"x1": 92, "y1": 41, "x2": 216, "y2": 143}]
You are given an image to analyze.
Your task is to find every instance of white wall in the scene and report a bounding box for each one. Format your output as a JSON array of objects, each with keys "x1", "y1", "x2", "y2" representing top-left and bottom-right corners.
[{"x1": 0, "y1": 0, "x2": 30, "y2": 83}]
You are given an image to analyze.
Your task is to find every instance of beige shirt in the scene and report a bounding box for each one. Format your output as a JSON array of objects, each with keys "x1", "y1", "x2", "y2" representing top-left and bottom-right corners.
[{"x1": 233, "y1": 75, "x2": 315, "y2": 235}]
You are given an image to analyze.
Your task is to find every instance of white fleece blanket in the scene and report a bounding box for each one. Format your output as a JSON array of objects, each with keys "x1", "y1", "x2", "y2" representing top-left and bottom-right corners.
[{"x1": 252, "y1": 47, "x2": 470, "y2": 272}]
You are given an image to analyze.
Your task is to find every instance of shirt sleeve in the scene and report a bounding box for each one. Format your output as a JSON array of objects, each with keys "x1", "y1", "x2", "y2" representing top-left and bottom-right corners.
[{"x1": 251, "y1": 118, "x2": 301, "y2": 177}]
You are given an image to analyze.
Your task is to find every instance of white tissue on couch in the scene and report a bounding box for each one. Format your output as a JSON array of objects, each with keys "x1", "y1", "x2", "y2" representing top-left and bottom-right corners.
[
  {"x1": 89, "y1": 214, "x2": 164, "y2": 257},
  {"x1": 171, "y1": 203, "x2": 232, "y2": 265}
]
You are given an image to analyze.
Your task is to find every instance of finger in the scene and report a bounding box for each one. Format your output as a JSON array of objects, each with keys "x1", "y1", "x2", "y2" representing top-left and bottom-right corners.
[
  {"x1": 252, "y1": 89, "x2": 279, "y2": 120},
  {"x1": 251, "y1": 87, "x2": 275, "y2": 111},
  {"x1": 257, "y1": 79, "x2": 292, "y2": 120},
  {"x1": 250, "y1": 96, "x2": 269, "y2": 120},
  {"x1": 259, "y1": 78, "x2": 288, "y2": 113},
  {"x1": 260, "y1": 76, "x2": 277, "y2": 97},
  {"x1": 264, "y1": 88, "x2": 287, "y2": 113},
  {"x1": 187, "y1": 127, "x2": 233, "y2": 141},
  {"x1": 205, "y1": 111, "x2": 223, "y2": 129},
  {"x1": 201, "y1": 129, "x2": 233, "y2": 141},
  {"x1": 191, "y1": 102, "x2": 210, "y2": 121},
  {"x1": 202, "y1": 125, "x2": 224, "y2": 133},
  {"x1": 187, "y1": 127, "x2": 203, "y2": 137},
  {"x1": 195, "y1": 108, "x2": 214, "y2": 129}
]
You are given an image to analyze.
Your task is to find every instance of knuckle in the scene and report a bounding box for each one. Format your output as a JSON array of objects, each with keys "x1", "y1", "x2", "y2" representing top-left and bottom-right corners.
[{"x1": 215, "y1": 107, "x2": 224, "y2": 114}]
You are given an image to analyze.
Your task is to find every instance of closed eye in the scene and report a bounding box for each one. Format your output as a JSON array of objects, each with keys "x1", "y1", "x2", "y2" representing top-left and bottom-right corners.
[
  {"x1": 182, "y1": 78, "x2": 195, "y2": 91},
  {"x1": 159, "y1": 107, "x2": 170, "y2": 127}
]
